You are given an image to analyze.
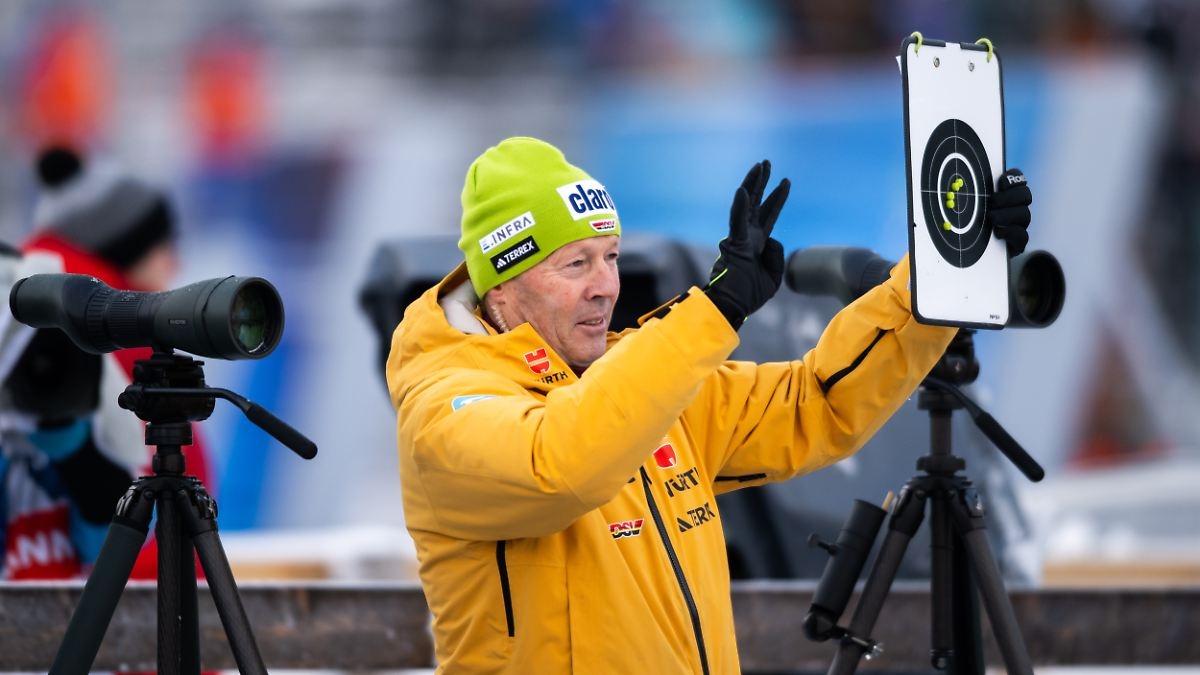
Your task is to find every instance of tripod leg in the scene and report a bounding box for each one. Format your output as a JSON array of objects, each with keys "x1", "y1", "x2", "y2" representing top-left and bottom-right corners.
[
  {"x1": 157, "y1": 486, "x2": 185, "y2": 675},
  {"x1": 829, "y1": 486, "x2": 928, "y2": 675},
  {"x1": 50, "y1": 483, "x2": 155, "y2": 675},
  {"x1": 948, "y1": 487, "x2": 1034, "y2": 675},
  {"x1": 177, "y1": 481, "x2": 268, "y2": 675},
  {"x1": 180, "y1": 513, "x2": 201, "y2": 675},
  {"x1": 950, "y1": 531, "x2": 984, "y2": 674},
  {"x1": 929, "y1": 491, "x2": 954, "y2": 670}
]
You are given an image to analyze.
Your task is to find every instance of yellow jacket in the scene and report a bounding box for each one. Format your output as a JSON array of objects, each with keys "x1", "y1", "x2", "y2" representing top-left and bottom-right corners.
[{"x1": 386, "y1": 258, "x2": 954, "y2": 674}]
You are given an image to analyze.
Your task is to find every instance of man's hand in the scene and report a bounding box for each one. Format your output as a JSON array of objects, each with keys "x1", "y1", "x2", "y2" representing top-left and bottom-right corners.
[
  {"x1": 988, "y1": 168, "x2": 1033, "y2": 256},
  {"x1": 704, "y1": 160, "x2": 790, "y2": 330}
]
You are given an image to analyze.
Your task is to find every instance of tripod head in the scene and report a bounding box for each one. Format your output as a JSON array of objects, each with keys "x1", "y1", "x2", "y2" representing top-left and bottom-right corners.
[
  {"x1": 119, "y1": 349, "x2": 317, "y2": 475},
  {"x1": 916, "y1": 331, "x2": 1043, "y2": 483},
  {"x1": 927, "y1": 330, "x2": 979, "y2": 390},
  {"x1": 915, "y1": 331, "x2": 981, "y2": 476}
]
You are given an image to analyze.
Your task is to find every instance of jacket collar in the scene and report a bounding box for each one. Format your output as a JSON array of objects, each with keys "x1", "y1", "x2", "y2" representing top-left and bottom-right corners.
[{"x1": 386, "y1": 264, "x2": 580, "y2": 406}]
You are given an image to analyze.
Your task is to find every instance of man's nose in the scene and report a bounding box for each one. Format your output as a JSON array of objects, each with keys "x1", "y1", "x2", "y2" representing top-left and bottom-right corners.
[{"x1": 590, "y1": 261, "x2": 620, "y2": 299}]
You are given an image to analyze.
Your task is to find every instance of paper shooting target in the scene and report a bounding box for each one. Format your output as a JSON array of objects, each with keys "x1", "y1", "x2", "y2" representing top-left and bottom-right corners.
[
  {"x1": 919, "y1": 119, "x2": 993, "y2": 268},
  {"x1": 903, "y1": 36, "x2": 1009, "y2": 328}
]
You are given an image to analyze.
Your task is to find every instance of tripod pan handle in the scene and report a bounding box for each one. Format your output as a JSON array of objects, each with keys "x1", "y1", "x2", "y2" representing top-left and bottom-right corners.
[
  {"x1": 975, "y1": 413, "x2": 1043, "y2": 482},
  {"x1": 246, "y1": 402, "x2": 318, "y2": 459}
]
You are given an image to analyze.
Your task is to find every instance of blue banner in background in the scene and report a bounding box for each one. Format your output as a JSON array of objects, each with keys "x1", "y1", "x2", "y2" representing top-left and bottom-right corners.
[{"x1": 578, "y1": 61, "x2": 1044, "y2": 257}]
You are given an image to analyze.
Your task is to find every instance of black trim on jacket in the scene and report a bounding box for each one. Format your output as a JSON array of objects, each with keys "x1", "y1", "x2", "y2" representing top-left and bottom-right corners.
[
  {"x1": 640, "y1": 467, "x2": 710, "y2": 675},
  {"x1": 818, "y1": 328, "x2": 889, "y2": 393},
  {"x1": 496, "y1": 541, "x2": 514, "y2": 637},
  {"x1": 715, "y1": 473, "x2": 767, "y2": 483}
]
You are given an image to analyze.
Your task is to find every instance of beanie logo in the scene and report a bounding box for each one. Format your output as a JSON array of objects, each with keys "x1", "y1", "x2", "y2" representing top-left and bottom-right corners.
[
  {"x1": 556, "y1": 180, "x2": 616, "y2": 221},
  {"x1": 589, "y1": 218, "x2": 617, "y2": 233},
  {"x1": 479, "y1": 211, "x2": 536, "y2": 253},
  {"x1": 490, "y1": 236, "x2": 541, "y2": 273}
]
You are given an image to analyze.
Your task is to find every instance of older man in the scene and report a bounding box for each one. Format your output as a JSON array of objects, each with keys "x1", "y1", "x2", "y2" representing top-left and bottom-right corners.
[{"x1": 386, "y1": 137, "x2": 1030, "y2": 674}]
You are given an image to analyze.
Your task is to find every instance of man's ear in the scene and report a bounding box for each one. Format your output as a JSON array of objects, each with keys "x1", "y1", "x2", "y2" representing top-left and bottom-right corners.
[
  {"x1": 485, "y1": 283, "x2": 506, "y2": 306},
  {"x1": 482, "y1": 284, "x2": 513, "y2": 333}
]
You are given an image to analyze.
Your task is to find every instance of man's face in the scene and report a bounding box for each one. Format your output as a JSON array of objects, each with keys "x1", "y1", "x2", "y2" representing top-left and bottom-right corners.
[
  {"x1": 123, "y1": 241, "x2": 179, "y2": 292},
  {"x1": 490, "y1": 236, "x2": 620, "y2": 370}
]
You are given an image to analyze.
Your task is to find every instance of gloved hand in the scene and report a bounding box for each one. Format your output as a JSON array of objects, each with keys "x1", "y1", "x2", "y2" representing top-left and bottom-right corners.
[
  {"x1": 987, "y1": 168, "x2": 1033, "y2": 256},
  {"x1": 704, "y1": 161, "x2": 790, "y2": 330}
]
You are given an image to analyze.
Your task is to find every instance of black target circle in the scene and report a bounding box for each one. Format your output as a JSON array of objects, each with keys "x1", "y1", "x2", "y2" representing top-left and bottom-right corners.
[{"x1": 920, "y1": 119, "x2": 993, "y2": 268}]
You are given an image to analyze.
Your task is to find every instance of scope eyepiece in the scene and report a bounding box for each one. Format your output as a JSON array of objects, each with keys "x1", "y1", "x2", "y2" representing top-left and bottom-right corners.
[
  {"x1": 9, "y1": 273, "x2": 285, "y2": 360},
  {"x1": 1007, "y1": 250, "x2": 1065, "y2": 328}
]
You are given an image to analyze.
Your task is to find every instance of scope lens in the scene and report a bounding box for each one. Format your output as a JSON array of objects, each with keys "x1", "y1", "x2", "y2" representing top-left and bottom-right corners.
[{"x1": 230, "y1": 283, "x2": 276, "y2": 354}]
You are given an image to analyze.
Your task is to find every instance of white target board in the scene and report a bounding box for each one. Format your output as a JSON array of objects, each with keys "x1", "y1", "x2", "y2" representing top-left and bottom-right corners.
[{"x1": 903, "y1": 37, "x2": 1009, "y2": 328}]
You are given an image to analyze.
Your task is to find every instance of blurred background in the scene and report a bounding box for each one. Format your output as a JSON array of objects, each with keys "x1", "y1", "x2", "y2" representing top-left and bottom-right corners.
[{"x1": 1, "y1": 0, "x2": 1197, "y2": 588}]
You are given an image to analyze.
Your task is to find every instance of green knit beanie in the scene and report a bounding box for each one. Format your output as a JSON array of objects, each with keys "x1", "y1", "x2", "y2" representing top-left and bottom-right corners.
[{"x1": 459, "y1": 137, "x2": 621, "y2": 298}]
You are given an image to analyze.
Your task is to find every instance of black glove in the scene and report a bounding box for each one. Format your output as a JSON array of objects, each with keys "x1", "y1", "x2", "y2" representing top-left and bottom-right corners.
[
  {"x1": 987, "y1": 168, "x2": 1033, "y2": 256},
  {"x1": 704, "y1": 161, "x2": 790, "y2": 330}
]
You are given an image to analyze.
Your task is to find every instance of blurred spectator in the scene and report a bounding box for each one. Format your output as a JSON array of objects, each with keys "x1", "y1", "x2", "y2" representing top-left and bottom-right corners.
[
  {"x1": 16, "y1": 5, "x2": 112, "y2": 151},
  {"x1": 24, "y1": 148, "x2": 179, "y2": 294},
  {"x1": 0, "y1": 245, "x2": 145, "y2": 579},
  {"x1": 186, "y1": 25, "x2": 266, "y2": 169},
  {"x1": 1139, "y1": 0, "x2": 1200, "y2": 367},
  {"x1": 21, "y1": 146, "x2": 214, "y2": 579},
  {"x1": 773, "y1": 0, "x2": 885, "y2": 57}
]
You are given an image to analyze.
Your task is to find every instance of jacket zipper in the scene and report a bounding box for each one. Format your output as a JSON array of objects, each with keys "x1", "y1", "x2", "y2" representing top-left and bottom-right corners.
[
  {"x1": 818, "y1": 328, "x2": 889, "y2": 393},
  {"x1": 715, "y1": 473, "x2": 767, "y2": 483},
  {"x1": 496, "y1": 541, "x2": 514, "y2": 637},
  {"x1": 640, "y1": 467, "x2": 710, "y2": 675}
]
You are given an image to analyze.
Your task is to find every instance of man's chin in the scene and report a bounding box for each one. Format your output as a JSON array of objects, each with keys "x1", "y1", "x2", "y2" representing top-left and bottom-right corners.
[{"x1": 566, "y1": 342, "x2": 608, "y2": 371}]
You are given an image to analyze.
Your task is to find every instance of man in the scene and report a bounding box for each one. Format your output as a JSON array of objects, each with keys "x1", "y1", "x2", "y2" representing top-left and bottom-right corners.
[{"x1": 386, "y1": 137, "x2": 1032, "y2": 673}]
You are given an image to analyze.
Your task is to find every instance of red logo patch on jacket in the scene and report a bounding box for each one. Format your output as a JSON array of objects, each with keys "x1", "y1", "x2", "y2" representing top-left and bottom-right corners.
[
  {"x1": 653, "y1": 443, "x2": 678, "y2": 469},
  {"x1": 609, "y1": 518, "x2": 645, "y2": 539},
  {"x1": 5, "y1": 504, "x2": 81, "y2": 580},
  {"x1": 524, "y1": 348, "x2": 551, "y2": 374}
]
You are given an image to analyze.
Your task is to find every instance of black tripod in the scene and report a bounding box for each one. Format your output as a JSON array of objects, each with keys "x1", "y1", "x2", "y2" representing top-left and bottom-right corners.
[
  {"x1": 49, "y1": 350, "x2": 317, "y2": 675},
  {"x1": 804, "y1": 331, "x2": 1043, "y2": 674}
]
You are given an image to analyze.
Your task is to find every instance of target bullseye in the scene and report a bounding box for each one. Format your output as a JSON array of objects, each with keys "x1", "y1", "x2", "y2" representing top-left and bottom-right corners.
[
  {"x1": 920, "y1": 118, "x2": 993, "y2": 268},
  {"x1": 937, "y1": 153, "x2": 979, "y2": 235}
]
